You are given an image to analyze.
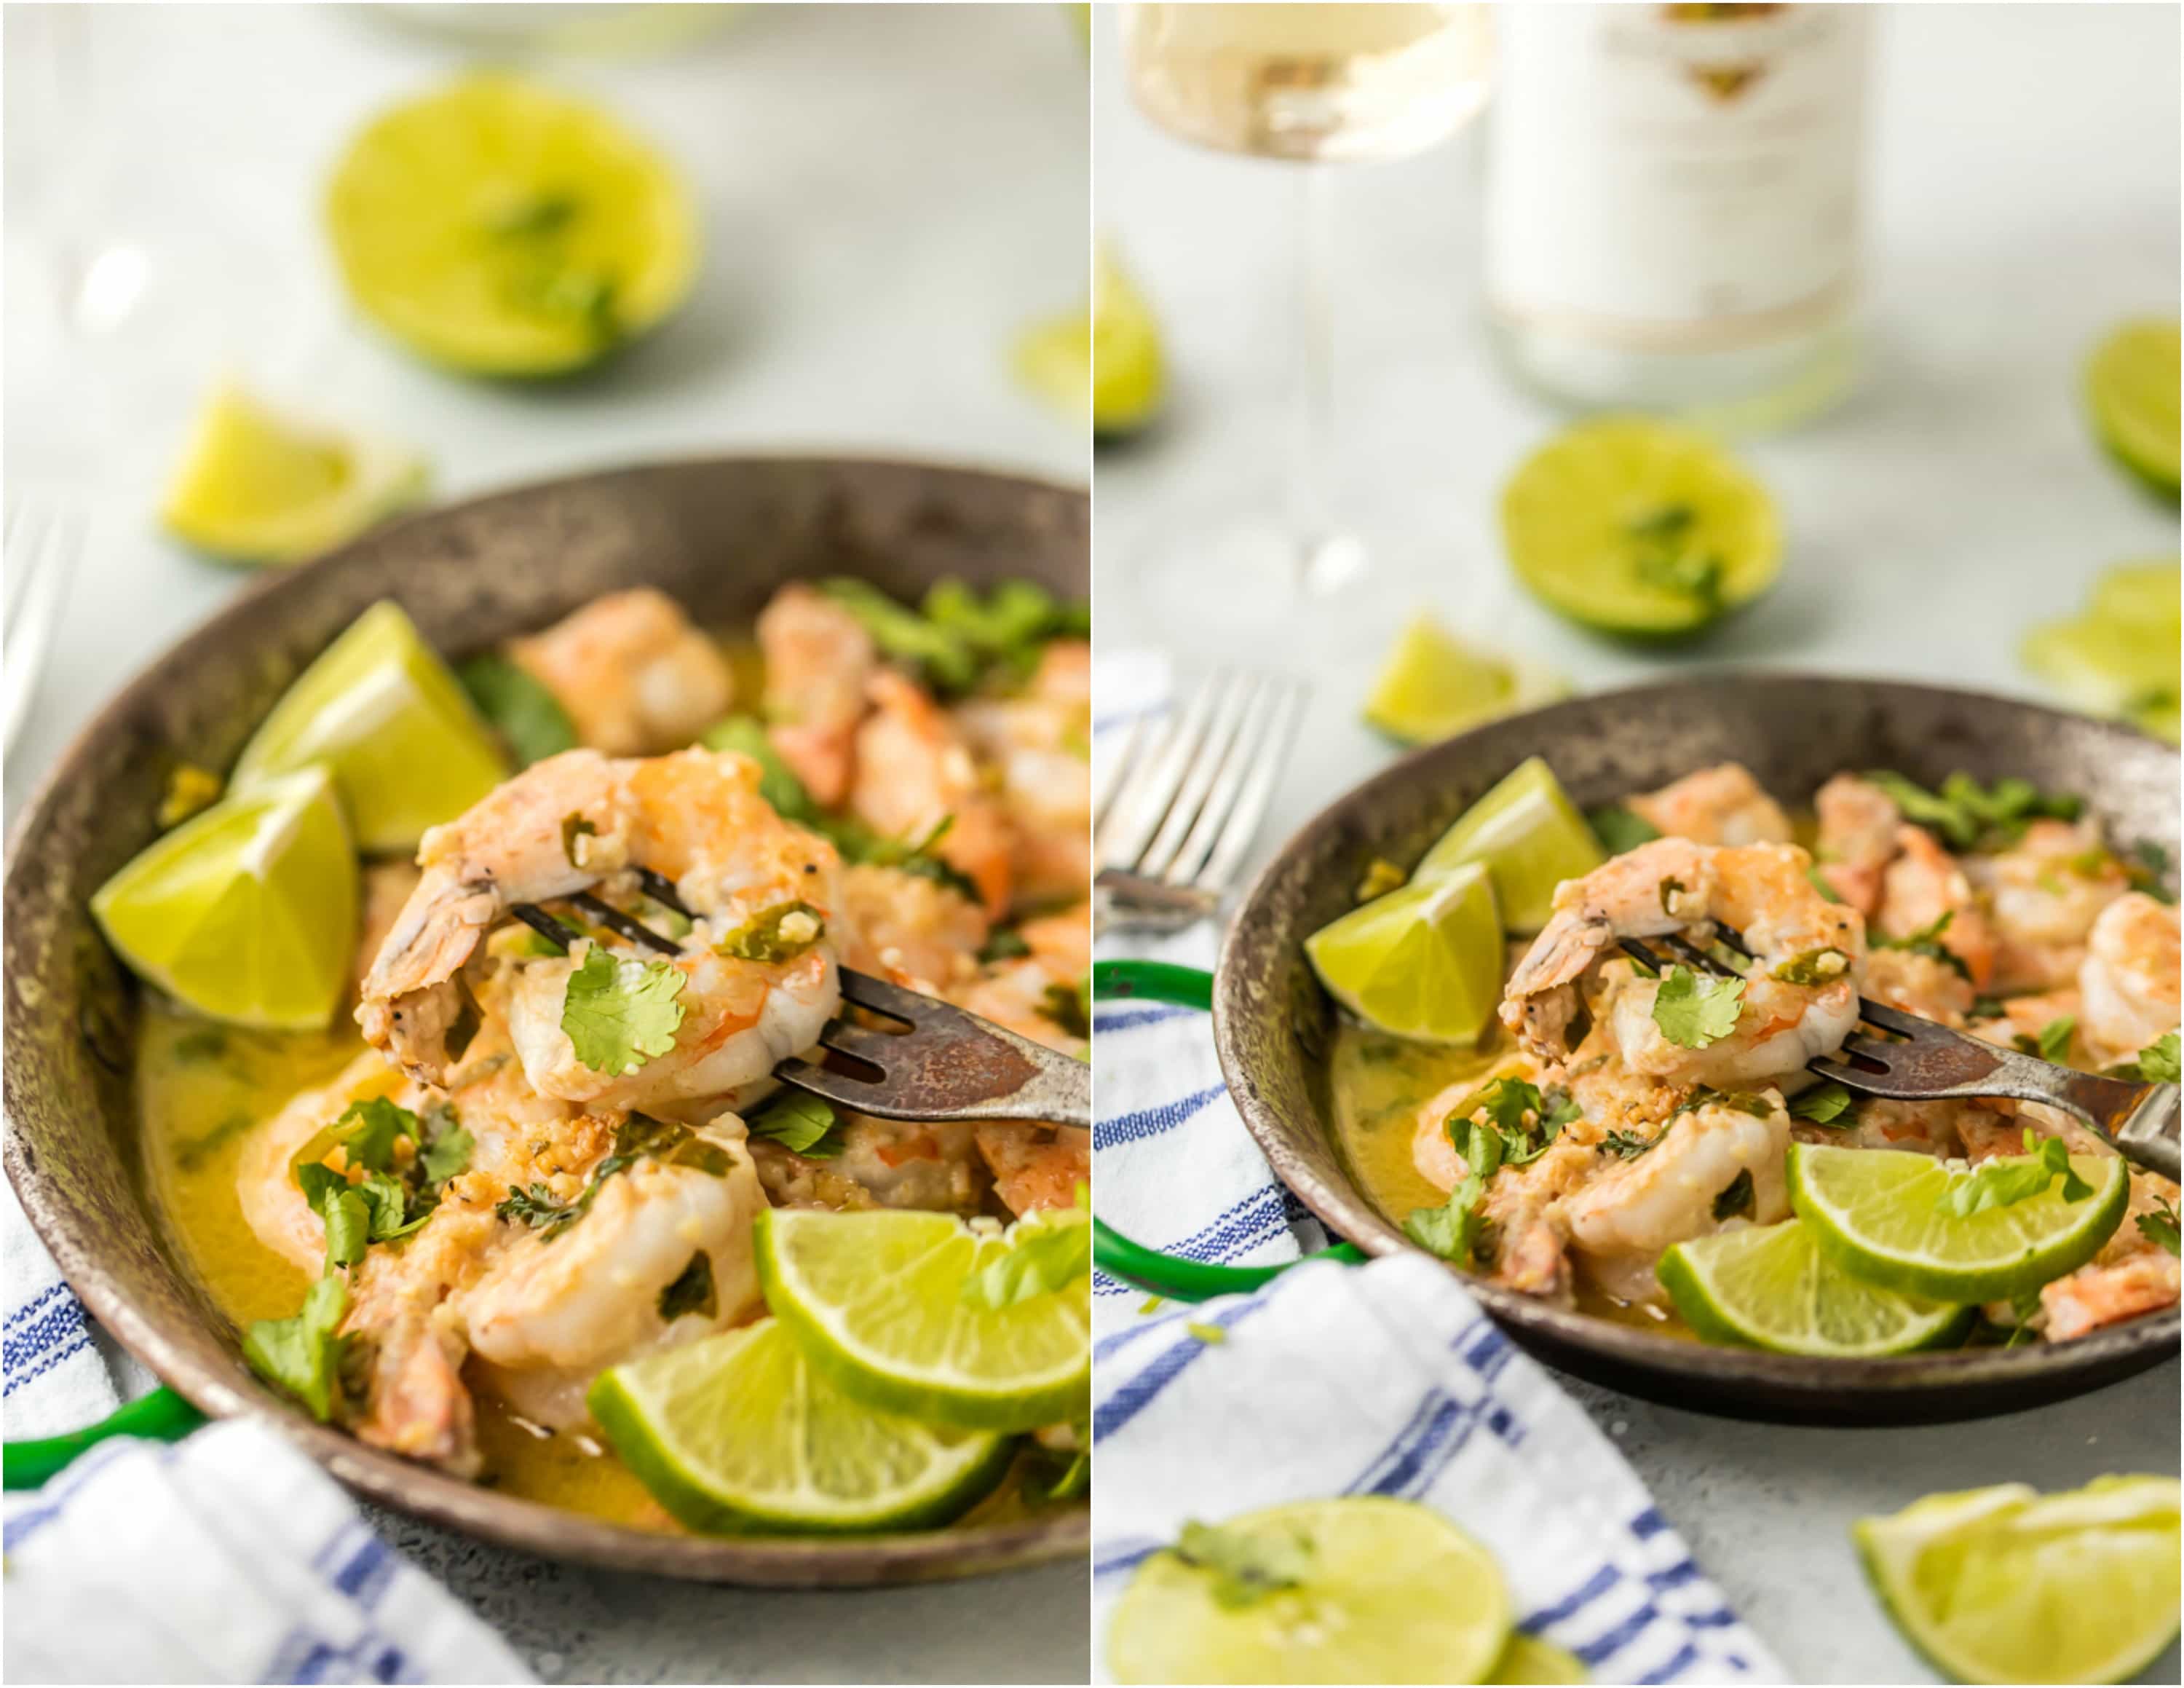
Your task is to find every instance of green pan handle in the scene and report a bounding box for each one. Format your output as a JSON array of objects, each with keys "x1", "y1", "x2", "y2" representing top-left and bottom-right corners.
[
  {"x1": 1091, "y1": 960, "x2": 1365, "y2": 1304},
  {"x1": 3, "y1": 1384, "x2": 205, "y2": 1491}
]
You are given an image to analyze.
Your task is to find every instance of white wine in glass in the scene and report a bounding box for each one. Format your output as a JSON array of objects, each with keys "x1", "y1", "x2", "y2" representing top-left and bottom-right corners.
[{"x1": 1118, "y1": 4, "x2": 1491, "y2": 626}]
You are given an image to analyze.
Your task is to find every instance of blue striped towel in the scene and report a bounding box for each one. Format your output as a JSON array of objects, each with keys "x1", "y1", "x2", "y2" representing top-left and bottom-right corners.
[
  {"x1": 1089, "y1": 652, "x2": 1784, "y2": 1683},
  {"x1": 4, "y1": 1175, "x2": 532, "y2": 1682}
]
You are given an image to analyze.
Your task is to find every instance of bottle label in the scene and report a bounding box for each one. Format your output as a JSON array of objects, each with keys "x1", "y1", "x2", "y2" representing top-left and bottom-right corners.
[{"x1": 1485, "y1": 4, "x2": 1870, "y2": 352}]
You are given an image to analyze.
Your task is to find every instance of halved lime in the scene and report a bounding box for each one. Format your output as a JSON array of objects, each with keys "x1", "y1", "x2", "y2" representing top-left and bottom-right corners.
[
  {"x1": 1856, "y1": 1475, "x2": 2180, "y2": 1685},
  {"x1": 1019, "y1": 244, "x2": 1166, "y2": 435},
  {"x1": 1362, "y1": 615, "x2": 1567, "y2": 749},
  {"x1": 2022, "y1": 559, "x2": 2180, "y2": 745},
  {"x1": 2086, "y1": 319, "x2": 2180, "y2": 495},
  {"x1": 1658, "y1": 1218, "x2": 1974, "y2": 1358},
  {"x1": 327, "y1": 74, "x2": 699, "y2": 376},
  {"x1": 231, "y1": 601, "x2": 508, "y2": 854},
  {"x1": 162, "y1": 384, "x2": 428, "y2": 567},
  {"x1": 91, "y1": 766, "x2": 357, "y2": 1030},
  {"x1": 755, "y1": 1207, "x2": 1089, "y2": 1432},
  {"x1": 1501, "y1": 417, "x2": 1781, "y2": 637},
  {"x1": 588, "y1": 1318, "x2": 1012, "y2": 1535},
  {"x1": 1108, "y1": 1498, "x2": 1512, "y2": 1686},
  {"x1": 1306, "y1": 861, "x2": 1502, "y2": 1044},
  {"x1": 1787, "y1": 1142, "x2": 2129, "y2": 1304},
  {"x1": 1491, "y1": 1635, "x2": 1591, "y2": 1684},
  {"x1": 1415, "y1": 754, "x2": 1604, "y2": 934}
]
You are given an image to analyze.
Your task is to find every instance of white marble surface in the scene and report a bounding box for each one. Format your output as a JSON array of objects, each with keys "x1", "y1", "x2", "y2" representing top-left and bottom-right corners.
[
  {"x1": 1093, "y1": 4, "x2": 2179, "y2": 1683},
  {"x1": 4, "y1": 5, "x2": 1087, "y2": 1681}
]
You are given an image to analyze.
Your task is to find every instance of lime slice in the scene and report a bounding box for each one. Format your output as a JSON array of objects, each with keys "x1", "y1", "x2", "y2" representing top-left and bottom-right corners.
[
  {"x1": 231, "y1": 601, "x2": 509, "y2": 854},
  {"x1": 2086, "y1": 319, "x2": 2180, "y2": 494},
  {"x1": 1306, "y1": 861, "x2": 1502, "y2": 1044},
  {"x1": 1787, "y1": 1142, "x2": 2129, "y2": 1304},
  {"x1": 91, "y1": 766, "x2": 357, "y2": 1030},
  {"x1": 1501, "y1": 417, "x2": 1781, "y2": 637},
  {"x1": 327, "y1": 74, "x2": 699, "y2": 376},
  {"x1": 1415, "y1": 755, "x2": 1604, "y2": 934},
  {"x1": 588, "y1": 1318, "x2": 1012, "y2": 1535},
  {"x1": 2022, "y1": 559, "x2": 2180, "y2": 744},
  {"x1": 755, "y1": 1207, "x2": 1090, "y2": 1432},
  {"x1": 1362, "y1": 614, "x2": 1567, "y2": 749},
  {"x1": 1108, "y1": 1498, "x2": 1512, "y2": 1686},
  {"x1": 1857, "y1": 1475, "x2": 2180, "y2": 1686},
  {"x1": 1658, "y1": 1218, "x2": 1974, "y2": 1358},
  {"x1": 1491, "y1": 1635, "x2": 1591, "y2": 1684},
  {"x1": 161, "y1": 384, "x2": 428, "y2": 567}
]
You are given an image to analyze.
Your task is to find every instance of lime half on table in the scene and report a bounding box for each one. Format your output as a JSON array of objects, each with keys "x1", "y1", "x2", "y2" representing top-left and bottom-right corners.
[
  {"x1": 1857, "y1": 1476, "x2": 2180, "y2": 1685},
  {"x1": 1415, "y1": 754, "x2": 1604, "y2": 934},
  {"x1": 91, "y1": 765, "x2": 357, "y2": 1031},
  {"x1": 589, "y1": 1318, "x2": 1012, "y2": 1535},
  {"x1": 1306, "y1": 859, "x2": 1503, "y2": 1044},
  {"x1": 2086, "y1": 319, "x2": 2180, "y2": 495},
  {"x1": 1787, "y1": 1141, "x2": 2129, "y2": 1304},
  {"x1": 328, "y1": 74, "x2": 699, "y2": 376},
  {"x1": 1502, "y1": 417, "x2": 1781, "y2": 637}
]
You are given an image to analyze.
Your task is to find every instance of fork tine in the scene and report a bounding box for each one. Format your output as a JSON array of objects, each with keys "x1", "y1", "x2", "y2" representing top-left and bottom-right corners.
[
  {"x1": 1190, "y1": 675, "x2": 1307, "y2": 895},
  {"x1": 1805, "y1": 1054, "x2": 1875, "y2": 1088},
  {"x1": 1137, "y1": 671, "x2": 1254, "y2": 880},
  {"x1": 1094, "y1": 671, "x2": 1223, "y2": 872},
  {"x1": 510, "y1": 904, "x2": 581, "y2": 952},
  {"x1": 1618, "y1": 937, "x2": 1663, "y2": 974},
  {"x1": 569, "y1": 891, "x2": 681, "y2": 955},
  {"x1": 1160, "y1": 672, "x2": 1285, "y2": 888},
  {"x1": 1092, "y1": 711, "x2": 1147, "y2": 831},
  {"x1": 1838, "y1": 1031, "x2": 1902, "y2": 1063},
  {"x1": 1853, "y1": 998, "x2": 1930, "y2": 1037},
  {"x1": 1663, "y1": 933, "x2": 1737, "y2": 977},
  {"x1": 834, "y1": 966, "x2": 933, "y2": 1024},
  {"x1": 816, "y1": 1019, "x2": 904, "y2": 1065},
  {"x1": 2, "y1": 506, "x2": 76, "y2": 752}
]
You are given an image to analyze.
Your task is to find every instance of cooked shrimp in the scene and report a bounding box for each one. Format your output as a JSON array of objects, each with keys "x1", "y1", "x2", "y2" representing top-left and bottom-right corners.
[
  {"x1": 1505, "y1": 838, "x2": 1864, "y2": 1090},
  {"x1": 952, "y1": 640, "x2": 1093, "y2": 912},
  {"x1": 850, "y1": 670, "x2": 1013, "y2": 918},
  {"x1": 1559, "y1": 1091, "x2": 1792, "y2": 1304},
  {"x1": 1408, "y1": 1060, "x2": 1556, "y2": 1194},
  {"x1": 1813, "y1": 774, "x2": 1900, "y2": 915},
  {"x1": 1878, "y1": 824, "x2": 1995, "y2": 990},
  {"x1": 947, "y1": 907, "x2": 1088, "y2": 1058},
  {"x1": 1627, "y1": 764, "x2": 1793, "y2": 847},
  {"x1": 835, "y1": 864, "x2": 987, "y2": 993},
  {"x1": 507, "y1": 588, "x2": 733, "y2": 756},
  {"x1": 1481, "y1": 1143, "x2": 1597, "y2": 1304},
  {"x1": 240, "y1": 1052, "x2": 420, "y2": 1274},
  {"x1": 1966, "y1": 819, "x2": 2131, "y2": 994},
  {"x1": 2078, "y1": 892, "x2": 2181, "y2": 1067},
  {"x1": 352, "y1": 860, "x2": 423, "y2": 1003},
  {"x1": 1793, "y1": 1095, "x2": 1966, "y2": 1158},
  {"x1": 757, "y1": 583, "x2": 875, "y2": 806},
  {"x1": 2043, "y1": 1250, "x2": 2182, "y2": 1341},
  {"x1": 975, "y1": 1123, "x2": 1089, "y2": 1215}
]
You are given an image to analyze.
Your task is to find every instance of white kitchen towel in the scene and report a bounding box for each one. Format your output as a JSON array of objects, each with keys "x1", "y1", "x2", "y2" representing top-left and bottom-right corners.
[
  {"x1": 4, "y1": 1180, "x2": 533, "y2": 1683},
  {"x1": 1089, "y1": 651, "x2": 1784, "y2": 1684}
]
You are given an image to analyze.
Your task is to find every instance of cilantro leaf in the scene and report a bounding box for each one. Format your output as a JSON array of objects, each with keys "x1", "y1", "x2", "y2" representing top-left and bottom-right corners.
[
  {"x1": 1712, "y1": 1168, "x2": 1756, "y2": 1222},
  {"x1": 1601, "y1": 1129, "x2": 1658, "y2": 1159},
  {"x1": 1172, "y1": 1519, "x2": 1313, "y2": 1610},
  {"x1": 1787, "y1": 1081, "x2": 1853, "y2": 1125},
  {"x1": 1404, "y1": 1118, "x2": 1505, "y2": 1265},
  {"x1": 1937, "y1": 1130, "x2": 2094, "y2": 1218},
  {"x1": 1865, "y1": 770, "x2": 2081, "y2": 851},
  {"x1": 657, "y1": 1251, "x2": 719, "y2": 1323},
  {"x1": 745, "y1": 1090, "x2": 843, "y2": 1157},
  {"x1": 1651, "y1": 966, "x2": 1746, "y2": 1049},
  {"x1": 2137, "y1": 1196, "x2": 2181, "y2": 1258},
  {"x1": 2121, "y1": 1032, "x2": 2182, "y2": 1085},
  {"x1": 496, "y1": 1182, "x2": 582, "y2": 1237},
  {"x1": 242, "y1": 1274, "x2": 349, "y2": 1423},
  {"x1": 1874, "y1": 910, "x2": 1971, "y2": 980},
  {"x1": 561, "y1": 946, "x2": 687, "y2": 1075},
  {"x1": 697, "y1": 714, "x2": 823, "y2": 823},
  {"x1": 1040, "y1": 977, "x2": 1091, "y2": 1040},
  {"x1": 1588, "y1": 804, "x2": 1660, "y2": 856},
  {"x1": 457, "y1": 653, "x2": 577, "y2": 768},
  {"x1": 2035, "y1": 1015, "x2": 2077, "y2": 1064},
  {"x1": 963, "y1": 1209, "x2": 1092, "y2": 1309},
  {"x1": 419, "y1": 1103, "x2": 472, "y2": 1186}
]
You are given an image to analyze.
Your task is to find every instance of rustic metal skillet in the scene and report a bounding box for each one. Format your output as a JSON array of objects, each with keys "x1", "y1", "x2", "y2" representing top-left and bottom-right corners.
[
  {"x1": 1099, "y1": 674, "x2": 2181, "y2": 1426},
  {"x1": 1, "y1": 455, "x2": 1088, "y2": 1585}
]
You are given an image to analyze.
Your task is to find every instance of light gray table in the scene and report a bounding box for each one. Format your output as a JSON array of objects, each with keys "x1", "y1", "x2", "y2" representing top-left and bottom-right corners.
[
  {"x1": 4, "y1": 6, "x2": 1087, "y2": 1681},
  {"x1": 1093, "y1": 5, "x2": 2179, "y2": 1682}
]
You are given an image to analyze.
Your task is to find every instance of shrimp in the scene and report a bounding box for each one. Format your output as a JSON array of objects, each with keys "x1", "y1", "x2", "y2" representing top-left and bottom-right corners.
[
  {"x1": 2078, "y1": 892, "x2": 2180, "y2": 1067},
  {"x1": 352, "y1": 860, "x2": 423, "y2": 1003},
  {"x1": 1504, "y1": 838, "x2": 1865, "y2": 1091},
  {"x1": 757, "y1": 583, "x2": 875, "y2": 806},
  {"x1": 1408, "y1": 1058, "x2": 1554, "y2": 1194},
  {"x1": 507, "y1": 588, "x2": 733, "y2": 756},
  {"x1": 850, "y1": 669, "x2": 1013, "y2": 918},
  {"x1": 1626, "y1": 764, "x2": 1793, "y2": 847},
  {"x1": 1878, "y1": 824, "x2": 1995, "y2": 990},
  {"x1": 2043, "y1": 1242, "x2": 2182, "y2": 1342},
  {"x1": 1559, "y1": 1091, "x2": 1792, "y2": 1304},
  {"x1": 951, "y1": 640, "x2": 1093, "y2": 912},
  {"x1": 947, "y1": 906, "x2": 1088, "y2": 1057},
  {"x1": 360, "y1": 748, "x2": 843, "y2": 1104},
  {"x1": 1966, "y1": 819, "x2": 2132, "y2": 993},
  {"x1": 1813, "y1": 774, "x2": 1900, "y2": 915},
  {"x1": 240, "y1": 1052, "x2": 421, "y2": 1274},
  {"x1": 835, "y1": 864, "x2": 987, "y2": 993},
  {"x1": 975, "y1": 1123, "x2": 1090, "y2": 1216}
]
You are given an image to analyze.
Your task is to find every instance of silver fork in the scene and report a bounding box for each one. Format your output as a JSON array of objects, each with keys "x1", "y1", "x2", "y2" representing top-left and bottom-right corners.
[
  {"x1": 1619, "y1": 933, "x2": 2180, "y2": 1180},
  {"x1": 3, "y1": 499, "x2": 80, "y2": 753},
  {"x1": 1095, "y1": 669, "x2": 1309, "y2": 933}
]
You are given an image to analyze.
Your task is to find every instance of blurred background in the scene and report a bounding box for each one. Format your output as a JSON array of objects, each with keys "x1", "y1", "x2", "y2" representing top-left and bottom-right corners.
[{"x1": 4, "y1": 6, "x2": 1088, "y2": 1682}]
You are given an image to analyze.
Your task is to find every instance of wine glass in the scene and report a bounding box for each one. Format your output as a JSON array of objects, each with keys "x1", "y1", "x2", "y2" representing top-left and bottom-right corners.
[{"x1": 1118, "y1": 4, "x2": 1492, "y2": 628}]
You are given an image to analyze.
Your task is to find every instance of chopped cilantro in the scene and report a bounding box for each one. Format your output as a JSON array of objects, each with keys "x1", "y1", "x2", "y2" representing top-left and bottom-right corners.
[
  {"x1": 560, "y1": 812, "x2": 597, "y2": 867},
  {"x1": 715, "y1": 900, "x2": 826, "y2": 963},
  {"x1": 657, "y1": 1251, "x2": 718, "y2": 1324},
  {"x1": 745, "y1": 1089, "x2": 843, "y2": 1158},
  {"x1": 1865, "y1": 770, "x2": 2081, "y2": 851},
  {"x1": 457, "y1": 653, "x2": 577, "y2": 768},
  {"x1": 1601, "y1": 1129, "x2": 1658, "y2": 1160},
  {"x1": 1787, "y1": 1081, "x2": 1854, "y2": 1125},
  {"x1": 978, "y1": 928, "x2": 1034, "y2": 963},
  {"x1": 242, "y1": 1274, "x2": 349, "y2": 1423},
  {"x1": 496, "y1": 1181, "x2": 582, "y2": 1238},
  {"x1": 1937, "y1": 1130, "x2": 2095, "y2": 1218},
  {"x1": 1588, "y1": 804, "x2": 1660, "y2": 856},
  {"x1": 962, "y1": 1208, "x2": 1091, "y2": 1309},
  {"x1": 1171, "y1": 1519, "x2": 1312, "y2": 1610},
  {"x1": 1651, "y1": 966, "x2": 1746, "y2": 1049},
  {"x1": 1040, "y1": 978, "x2": 1091, "y2": 1040},
  {"x1": 1404, "y1": 1117, "x2": 1503, "y2": 1265},
  {"x1": 1712, "y1": 1168, "x2": 1756, "y2": 1222},
  {"x1": 419, "y1": 1103, "x2": 472, "y2": 1186},
  {"x1": 697, "y1": 714, "x2": 823, "y2": 823},
  {"x1": 1772, "y1": 947, "x2": 1848, "y2": 986},
  {"x1": 2137, "y1": 1196, "x2": 2181, "y2": 1258},
  {"x1": 1874, "y1": 909, "x2": 1971, "y2": 980},
  {"x1": 561, "y1": 946, "x2": 687, "y2": 1075},
  {"x1": 2115, "y1": 1031, "x2": 2183, "y2": 1085},
  {"x1": 2034, "y1": 1015, "x2": 2077, "y2": 1064}
]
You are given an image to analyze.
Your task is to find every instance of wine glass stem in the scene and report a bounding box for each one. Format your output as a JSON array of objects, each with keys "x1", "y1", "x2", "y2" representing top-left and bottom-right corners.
[{"x1": 1288, "y1": 165, "x2": 1353, "y2": 596}]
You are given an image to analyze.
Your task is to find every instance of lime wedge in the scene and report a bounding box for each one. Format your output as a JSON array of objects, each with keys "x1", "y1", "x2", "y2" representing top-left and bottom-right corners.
[
  {"x1": 1022, "y1": 244, "x2": 1168, "y2": 435},
  {"x1": 161, "y1": 384, "x2": 428, "y2": 567},
  {"x1": 1108, "y1": 1498, "x2": 1512, "y2": 1686},
  {"x1": 588, "y1": 1318, "x2": 1012, "y2": 1535},
  {"x1": 1415, "y1": 755, "x2": 1605, "y2": 934},
  {"x1": 2022, "y1": 559, "x2": 2180, "y2": 744},
  {"x1": 1658, "y1": 1218, "x2": 1974, "y2": 1358},
  {"x1": 754, "y1": 1207, "x2": 1090, "y2": 1432},
  {"x1": 1362, "y1": 614, "x2": 1567, "y2": 748},
  {"x1": 1857, "y1": 1476, "x2": 2180, "y2": 1685},
  {"x1": 1491, "y1": 1635, "x2": 1591, "y2": 1684},
  {"x1": 91, "y1": 766, "x2": 357, "y2": 1030},
  {"x1": 2086, "y1": 319, "x2": 2180, "y2": 495},
  {"x1": 1306, "y1": 861, "x2": 1502, "y2": 1044},
  {"x1": 327, "y1": 74, "x2": 699, "y2": 376},
  {"x1": 231, "y1": 601, "x2": 509, "y2": 853},
  {"x1": 1502, "y1": 417, "x2": 1781, "y2": 637},
  {"x1": 1787, "y1": 1142, "x2": 2129, "y2": 1304}
]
